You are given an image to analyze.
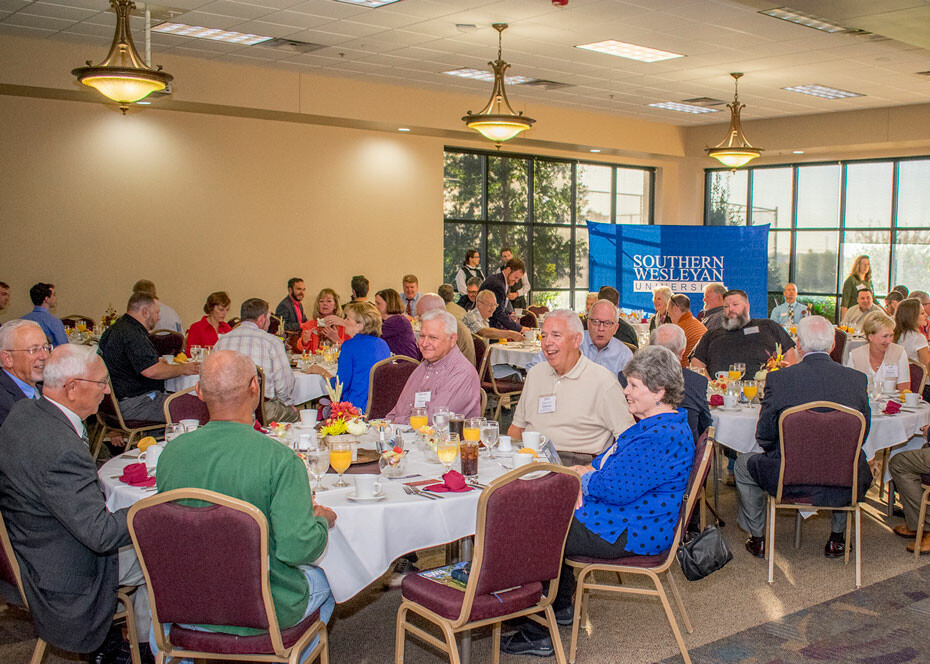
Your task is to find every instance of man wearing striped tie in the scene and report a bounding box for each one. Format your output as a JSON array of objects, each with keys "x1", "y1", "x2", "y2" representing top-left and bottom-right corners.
[{"x1": 0, "y1": 319, "x2": 48, "y2": 426}]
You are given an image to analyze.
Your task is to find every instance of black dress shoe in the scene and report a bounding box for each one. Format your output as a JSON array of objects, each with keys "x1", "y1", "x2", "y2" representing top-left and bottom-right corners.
[
  {"x1": 824, "y1": 539, "x2": 846, "y2": 558},
  {"x1": 500, "y1": 631, "x2": 555, "y2": 657},
  {"x1": 745, "y1": 536, "x2": 765, "y2": 558},
  {"x1": 554, "y1": 605, "x2": 574, "y2": 626}
]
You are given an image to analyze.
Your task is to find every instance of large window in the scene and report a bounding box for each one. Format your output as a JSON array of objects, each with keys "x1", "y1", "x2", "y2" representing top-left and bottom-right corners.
[
  {"x1": 705, "y1": 157, "x2": 930, "y2": 321},
  {"x1": 444, "y1": 149, "x2": 654, "y2": 310}
]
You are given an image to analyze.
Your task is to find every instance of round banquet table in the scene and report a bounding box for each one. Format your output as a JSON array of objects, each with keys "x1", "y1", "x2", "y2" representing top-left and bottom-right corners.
[
  {"x1": 629, "y1": 321, "x2": 649, "y2": 336},
  {"x1": 489, "y1": 342, "x2": 541, "y2": 369},
  {"x1": 166, "y1": 368, "x2": 330, "y2": 405},
  {"x1": 711, "y1": 400, "x2": 930, "y2": 462},
  {"x1": 842, "y1": 336, "x2": 868, "y2": 365},
  {"x1": 98, "y1": 439, "x2": 514, "y2": 603}
]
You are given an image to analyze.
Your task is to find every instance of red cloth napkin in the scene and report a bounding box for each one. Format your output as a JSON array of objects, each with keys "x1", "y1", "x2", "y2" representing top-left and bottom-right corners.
[
  {"x1": 425, "y1": 470, "x2": 472, "y2": 493},
  {"x1": 883, "y1": 400, "x2": 901, "y2": 415},
  {"x1": 709, "y1": 394, "x2": 724, "y2": 407},
  {"x1": 119, "y1": 462, "x2": 156, "y2": 487}
]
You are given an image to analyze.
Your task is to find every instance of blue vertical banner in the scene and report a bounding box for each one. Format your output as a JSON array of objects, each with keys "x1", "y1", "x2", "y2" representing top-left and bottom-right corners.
[{"x1": 586, "y1": 222, "x2": 770, "y2": 318}]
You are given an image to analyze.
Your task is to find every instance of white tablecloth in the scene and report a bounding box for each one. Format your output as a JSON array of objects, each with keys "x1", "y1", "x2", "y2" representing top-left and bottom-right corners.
[
  {"x1": 490, "y1": 343, "x2": 540, "y2": 369},
  {"x1": 98, "y1": 441, "x2": 514, "y2": 602},
  {"x1": 166, "y1": 369, "x2": 329, "y2": 405},
  {"x1": 711, "y1": 401, "x2": 930, "y2": 461},
  {"x1": 629, "y1": 322, "x2": 649, "y2": 336}
]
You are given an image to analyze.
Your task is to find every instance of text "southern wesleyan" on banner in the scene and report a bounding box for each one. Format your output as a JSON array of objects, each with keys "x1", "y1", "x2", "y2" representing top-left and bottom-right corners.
[{"x1": 631, "y1": 254, "x2": 724, "y2": 293}]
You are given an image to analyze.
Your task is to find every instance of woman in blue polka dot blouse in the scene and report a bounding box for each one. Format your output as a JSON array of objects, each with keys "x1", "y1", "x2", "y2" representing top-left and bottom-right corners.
[{"x1": 503, "y1": 345, "x2": 695, "y2": 657}]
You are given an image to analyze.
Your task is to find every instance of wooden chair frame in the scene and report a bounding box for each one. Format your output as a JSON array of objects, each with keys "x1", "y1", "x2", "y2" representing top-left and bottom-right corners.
[
  {"x1": 766, "y1": 401, "x2": 867, "y2": 588},
  {"x1": 474, "y1": 335, "x2": 523, "y2": 422},
  {"x1": 0, "y1": 511, "x2": 140, "y2": 664},
  {"x1": 127, "y1": 488, "x2": 329, "y2": 664},
  {"x1": 565, "y1": 431, "x2": 714, "y2": 664},
  {"x1": 395, "y1": 463, "x2": 580, "y2": 664},
  {"x1": 913, "y1": 479, "x2": 930, "y2": 560},
  {"x1": 92, "y1": 377, "x2": 163, "y2": 460},
  {"x1": 364, "y1": 355, "x2": 420, "y2": 419},
  {"x1": 908, "y1": 359, "x2": 927, "y2": 397}
]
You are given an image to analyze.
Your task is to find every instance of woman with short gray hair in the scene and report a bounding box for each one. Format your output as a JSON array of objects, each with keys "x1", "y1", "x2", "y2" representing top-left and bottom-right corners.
[{"x1": 650, "y1": 286, "x2": 674, "y2": 331}]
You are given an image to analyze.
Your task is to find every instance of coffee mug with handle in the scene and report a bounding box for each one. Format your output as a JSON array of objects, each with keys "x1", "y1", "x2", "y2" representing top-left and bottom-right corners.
[{"x1": 354, "y1": 474, "x2": 382, "y2": 499}]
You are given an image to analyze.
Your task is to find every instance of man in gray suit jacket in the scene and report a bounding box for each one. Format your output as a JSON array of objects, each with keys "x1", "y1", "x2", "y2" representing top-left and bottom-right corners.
[{"x1": 0, "y1": 345, "x2": 149, "y2": 655}]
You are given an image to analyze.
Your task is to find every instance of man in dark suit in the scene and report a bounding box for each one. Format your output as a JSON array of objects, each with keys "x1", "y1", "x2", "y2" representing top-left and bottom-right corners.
[
  {"x1": 735, "y1": 315, "x2": 871, "y2": 559},
  {"x1": 0, "y1": 344, "x2": 150, "y2": 656},
  {"x1": 274, "y1": 276, "x2": 307, "y2": 332},
  {"x1": 479, "y1": 257, "x2": 528, "y2": 334},
  {"x1": 0, "y1": 319, "x2": 48, "y2": 426}
]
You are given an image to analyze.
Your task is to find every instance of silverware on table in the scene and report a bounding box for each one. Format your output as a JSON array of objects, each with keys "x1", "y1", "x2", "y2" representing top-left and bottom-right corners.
[{"x1": 403, "y1": 485, "x2": 439, "y2": 500}]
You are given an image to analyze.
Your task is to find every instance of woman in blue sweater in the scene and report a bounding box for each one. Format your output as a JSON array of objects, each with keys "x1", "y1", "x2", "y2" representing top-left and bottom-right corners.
[
  {"x1": 503, "y1": 345, "x2": 695, "y2": 657},
  {"x1": 307, "y1": 301, "x2": 390, "y2": 412}
]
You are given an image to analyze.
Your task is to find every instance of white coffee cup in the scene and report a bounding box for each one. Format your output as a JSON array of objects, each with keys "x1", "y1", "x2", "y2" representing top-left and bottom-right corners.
[
  {"x1": 905, "y1": 392, "x2": 919, "y2": 407},
  {"x1": 298, "y1": 432, "x2": 317, "y2": 451},
  {"x1": 883, "y1": 379, "x2": 897, "y2": 393},
  {"x1": 523, "y1": 329, "x2": 535, "y2": 342},
  {"x1": 354, "y1": 474, "x2": 382, "y2": 498},
  {"x1": 722, "y1": 394, "x2": 737, "y2": 409},
  {"x1": 161, "y1": 354, "x2": 174, "y2": 363},
  {"x1": 498, "y1": 435, "x2": 513, "y2": 453},
  {"x1": 513, "y1": 452, "x2": 534, "y2": 468},
  {"x1": 141, "y1": 444, "x2": 163, "y2": 473},
  {"x1": 179, "y1": 419, "x2": 199, "y2": 432},
  {"x1": 523, "y1": 431, "x2": 542, "y2": 450},
  {"x1": 299, "y1": 409, "x2": 316, "y2": 425}
]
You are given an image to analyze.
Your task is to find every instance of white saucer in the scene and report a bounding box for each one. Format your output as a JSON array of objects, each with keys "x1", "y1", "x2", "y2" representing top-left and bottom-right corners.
[
  {"x1": 346, "y1": 490, "x2": 387, "y2": 502},
  {"x1": 717, "y1": 406, "x2": 742, "y2": 412}
]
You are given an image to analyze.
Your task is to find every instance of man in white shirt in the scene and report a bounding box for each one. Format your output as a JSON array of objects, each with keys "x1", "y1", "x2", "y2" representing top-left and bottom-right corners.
[
  {"x1": 132, "y1": 279, "x2": 182, "y2": 332},
  {"x1": 841, "y1": 288, "x2": 882, "y2": 327}
]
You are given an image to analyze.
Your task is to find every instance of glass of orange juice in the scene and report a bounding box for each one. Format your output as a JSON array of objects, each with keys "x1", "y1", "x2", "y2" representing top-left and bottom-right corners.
[
  {"x1": 463, "y1": 418, "x2": 482, "y2": 444},
  {"x1": 437, "y1": 433, "x2": 460, "y2": 472},
  {"x1": 742, "y1": 379, "x2": 759, "y2": 405},
  {"x1": 330, "y1": 441, "x2": 352, "y2": 487},
  {"x1": 410, "y1": 407, "x2": 428, "y2": 431},
  {"x1": 729, "y1": 362, "x2": 745, "y2": 381}
]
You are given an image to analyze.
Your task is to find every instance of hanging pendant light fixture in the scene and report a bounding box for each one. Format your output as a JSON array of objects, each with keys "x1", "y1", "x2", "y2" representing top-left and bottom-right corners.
[
  {"x1": 72, "y1": 0, "x2": 173, "y2": 114},
  {"x1": 705, "y1": 73, "x2": 763, "y2": 170},
  {"x1": 462, "y1": 23, "x2": 535, "y2": 147}
]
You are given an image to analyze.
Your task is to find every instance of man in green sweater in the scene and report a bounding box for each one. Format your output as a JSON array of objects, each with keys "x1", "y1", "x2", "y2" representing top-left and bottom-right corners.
[{"x1": 155, "y1": 349, "x2": 336, "y2": 655}]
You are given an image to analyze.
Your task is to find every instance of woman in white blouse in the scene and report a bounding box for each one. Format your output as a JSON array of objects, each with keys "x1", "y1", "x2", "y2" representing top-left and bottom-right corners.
[
  {"x1": 893, "y1": 298, "x2": 930, "y2": 369},
  {"x1": 846, "y1": 310, "x2": 910, "y2": 391}
]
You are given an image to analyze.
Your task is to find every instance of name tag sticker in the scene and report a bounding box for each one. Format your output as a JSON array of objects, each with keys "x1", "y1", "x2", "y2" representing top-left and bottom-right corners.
[
  {"x1": 743, "y1": 326, "x2": 760, "y2": 335},
  {"x1": 414, "y1": 391, "x2": 431, "y2": 408},
  {"x1": 538, "y1": 395, "x2": 557, "y2": 414},
  {"x1": 882, "y1": 365, "x2": 898, "y2": 379}
]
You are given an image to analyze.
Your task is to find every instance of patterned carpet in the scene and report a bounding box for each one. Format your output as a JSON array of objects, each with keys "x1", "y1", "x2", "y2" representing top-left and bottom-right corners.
[{"x1": 660, "y1": 564, "x2": 930, "y2": 664}]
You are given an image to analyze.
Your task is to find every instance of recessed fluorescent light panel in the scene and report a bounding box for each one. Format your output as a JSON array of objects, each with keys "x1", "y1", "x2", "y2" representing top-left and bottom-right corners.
[
  {"x1": 576, "y1": 40, "x2": 683, "y2": 63},
  {"x1": 153, "y1": 22, "x2": 272, "y2": 45},
  {"x1": 760, "y1": 7, "x2": 848, "y2": 33},
  {"x1": 783, "y1": 84, "x2": 863, "y2": 99},
  {"x1": 333, "y1": 0, "x2": 404, "y2": 7},
  {"x1": 649, "y1": 101, "x2": 719, "y2": 114},
  {"x1": 442, "y1": 68, "x2": 533, "y2": 85}
]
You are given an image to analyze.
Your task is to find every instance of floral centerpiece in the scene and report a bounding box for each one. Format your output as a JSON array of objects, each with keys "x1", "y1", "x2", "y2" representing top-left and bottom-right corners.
[
  {"x1": 754, "y1": 344, "x2": 784, "y2": 381},
  {"x1": 319, "y1": 401, "x2": 367, "y2": 438},
  {"x1": 100, "y1": 304, "x2": 119, "y2": 329}
]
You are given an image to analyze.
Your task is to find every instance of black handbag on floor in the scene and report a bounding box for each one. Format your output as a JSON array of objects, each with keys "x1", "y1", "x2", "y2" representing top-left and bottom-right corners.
[{"x1": 676, "y1": 526, "x2": 732, "y2": 581}]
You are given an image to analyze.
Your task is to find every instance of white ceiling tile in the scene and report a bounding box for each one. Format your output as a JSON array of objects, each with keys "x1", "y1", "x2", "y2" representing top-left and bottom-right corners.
[
  {"x1": 20, "y1": 2, "x2": 97, "y2": 21},
  {"x1": 1, "y1": 12, "x2": 71, "y2": 30},
  {"x1": 198, "y1": 1, "x2": 274, "y2": 21}
]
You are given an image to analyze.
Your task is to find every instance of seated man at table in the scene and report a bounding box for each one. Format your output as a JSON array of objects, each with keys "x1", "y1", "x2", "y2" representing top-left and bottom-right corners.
[
  {"x1": 0, "y1": 320, "x2": 48, "y2": 427},
  {"x1": 479, "y1": 259, "x2": 528, "y2": 334},
  {"x1": 22, "y1": 282, "x2": 68, "y2": 347},
  {"x1": 594, "y1": 286, "x2": 639, "y2": 348},
  {"x1": 769, "y1": 283, "x2": 807, "y2": 327},
  {"x1": 0, "y1": 344, "x2": 151, "y2": 658},
  {"x1": 387, "y1": 309, "x2": 481, "y2": 423},
  {"x1": 400, "y1": 274, "x2": 421, "y2": 317},
  {"x1": 508, "y1": 310, "x2": 634, "y2": 467},
  {"x1": 98, "y1": 291, "x2": 199, "y2": 422},
  {"x1": 457, "y1": 277, "x2": 481, "y2": 312},
  {"x1": 215, "y1": 297, "x2": 298, "y2": 422},
  {"x1": 274, "y1": 277, "x2": 307, "y2": 333},
  {"x1": 525, "y1": 299, "x2": 632, "y2": 376},
  {"x1": 889, "y1": 425, "x2": 930, "y2": 554},
  {"x1": 883, "y1": 290, "x2": 904, "y2": 317},
  {"x1": 463, "y1": 290, "x2": 524, "y2": 342},
  {"x1": 438, "y1": 283, "x2": 466, "y2": 322},
  {"x1": 416, "y1": 293, "x2": 476, "y2": 367},
  {"x1": 132, "y1": 279, "x2": 182, "y2": 333},
  {"x1": 735, "y1": 315, "x2": 872, "y2": 559},
  {"x1": 667, "y1": 294, "x2": 707, "y2": 366},
  {"x1": 691, "y1": 289, "x2": 798, "y2": 378},
  {"x1": 350, "y1": 274, "x2": 369, "y2": 303},
  {"x1": 155, "y1": 350, "x2": 336, "y2": 655},
  {"x1": 700, "y1": 282, "x2": 727, "y2": 331},
  {"x1": 841, "y1": 288, "x2": 882, "y2": 328}
]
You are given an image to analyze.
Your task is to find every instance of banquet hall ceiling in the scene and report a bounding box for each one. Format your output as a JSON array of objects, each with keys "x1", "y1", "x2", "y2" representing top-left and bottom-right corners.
[{"x1": 3, "y1": 0, "x2": 930, "y2": 125}]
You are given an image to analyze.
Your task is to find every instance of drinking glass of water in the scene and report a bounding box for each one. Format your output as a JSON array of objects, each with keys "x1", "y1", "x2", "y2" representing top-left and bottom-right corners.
[
  {"x1": 480, "y1": 421, "x2": 499, "y2": 457},
  {"x1": 307, "y1": 447, "x2": 330, "y2": 492}
]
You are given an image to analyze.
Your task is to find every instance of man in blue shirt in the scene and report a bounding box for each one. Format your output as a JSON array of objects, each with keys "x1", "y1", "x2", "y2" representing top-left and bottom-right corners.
[
  {"x1": 769, "y1": 283, "x2": 807, "y2": 326},
  {"x1": 525, "y1": 300, "x2": 632, "y2": 376},
  {"x1": 0, "y1": 319, "x2": 48, "y2": 426},
  {"x1": 22, "y1": 283, "x2": 68, "y2": 347}
]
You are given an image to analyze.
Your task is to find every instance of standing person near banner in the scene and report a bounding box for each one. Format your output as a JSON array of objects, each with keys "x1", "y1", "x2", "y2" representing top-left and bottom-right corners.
[{"x1": 500, "y1": 247, "x2": 530, "y2": 310}]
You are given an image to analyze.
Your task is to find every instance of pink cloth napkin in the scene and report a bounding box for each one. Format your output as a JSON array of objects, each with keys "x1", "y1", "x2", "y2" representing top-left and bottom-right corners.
[
  {"x1": 883, "y1": 400, "x2": 901, "y2": 415},
  {"x1": 709, "y1": 394, "x2": 724, "y2": 407},
  {"x1": 119, "y1": 462, "x2": 156, "y2": 487},
  {"x1": 425, "y1": 470, "x2": 472, "y2": 493}
]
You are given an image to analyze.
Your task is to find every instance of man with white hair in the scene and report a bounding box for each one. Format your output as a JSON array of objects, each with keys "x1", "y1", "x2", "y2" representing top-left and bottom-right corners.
[
  {"x1": 416, "y1": 293, "x2": 476, "y2": 367},
  {"x1": 509, "y1": 310, "x2": 633, "y2": 466},
  {"x1": 387, "y1": 309, "x2": 481, "y2": 423},
  {"x1": 463, "y1": 290, "x2": 524, "y2": 342},
  {"x1": 700, "y1": 282, "x2": 727, "y2": 331},
  {"x1": 0, "y1": 319, "x2": 49, "y2": 426},
  {"x1": 0, "y1": 345, "x2": 151, "y2": 658},
  {"x1": 525, "y1": 300, "x2": 632, "y2": 375},
  {"x1": 734, "y1": 315, "x2": 872, "y2": 560}
]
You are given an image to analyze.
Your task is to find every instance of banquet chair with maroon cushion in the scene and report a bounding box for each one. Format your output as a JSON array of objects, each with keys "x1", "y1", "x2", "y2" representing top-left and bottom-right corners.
[
  {"x1": 908, "y1": 360, "x2": 926, "y2": 396},
  {"x1": 149, "y1": 329, "x2": 184, "y2": 356},
  {"x1": 61, "y1": 314, "x2": 96, "y2": 330},
  {"x1": 0, "y1": 510, "x2": 141, "y2": 664},
  {"x1": 365, "y1": 355, "x2": 420, "y2": 420},
  {"x1": 127, "y1": 489, "x2": 329, "y2": 664},
  {"x1": 767, "y1": 402, "x2": 867, "y2": 587},
  {"x1": 527, "y1": 306, "x2": 549, "y2": 318},
  {"x1": 93, "y1": 377, "x2": 163, "y2": 460},
  {"x1": 162, "y1": 387, "x2": 210, "y2": 426},
  {"x1": 829, "y1": 328, "x2": 846, "y2": 364},
  {"x1": 267, "y1": 315, "x2": 284, "y2": 337},
  {"x1": 519, "y1": 312, "x2": 538, "y2": 329},
  {"x1": 473, "y1": 335, "x2": 523, "y2": 422},
  {"x1": 471, "y1": 334, "x2": 487, "y2": 374},
  {"x1": 565, "y1": 429, "x2": 714, "y2": 664},
  {"x1": 396, "y1": 464, "x2": 579, "y2": 664}
]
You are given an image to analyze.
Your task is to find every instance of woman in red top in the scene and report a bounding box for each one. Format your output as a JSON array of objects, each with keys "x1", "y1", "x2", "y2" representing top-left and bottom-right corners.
[
  {"x1": 295, "y1": 288, "x2": 348, "y2": 353},
  {"x1": 185, "y1": 291, "x2": 232, "y2": 354}
]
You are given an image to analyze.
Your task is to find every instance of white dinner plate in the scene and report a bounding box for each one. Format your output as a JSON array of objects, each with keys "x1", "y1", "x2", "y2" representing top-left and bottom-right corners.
[{"x1": 346, "y1": 490, "x2": 387, "y2": 502}]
